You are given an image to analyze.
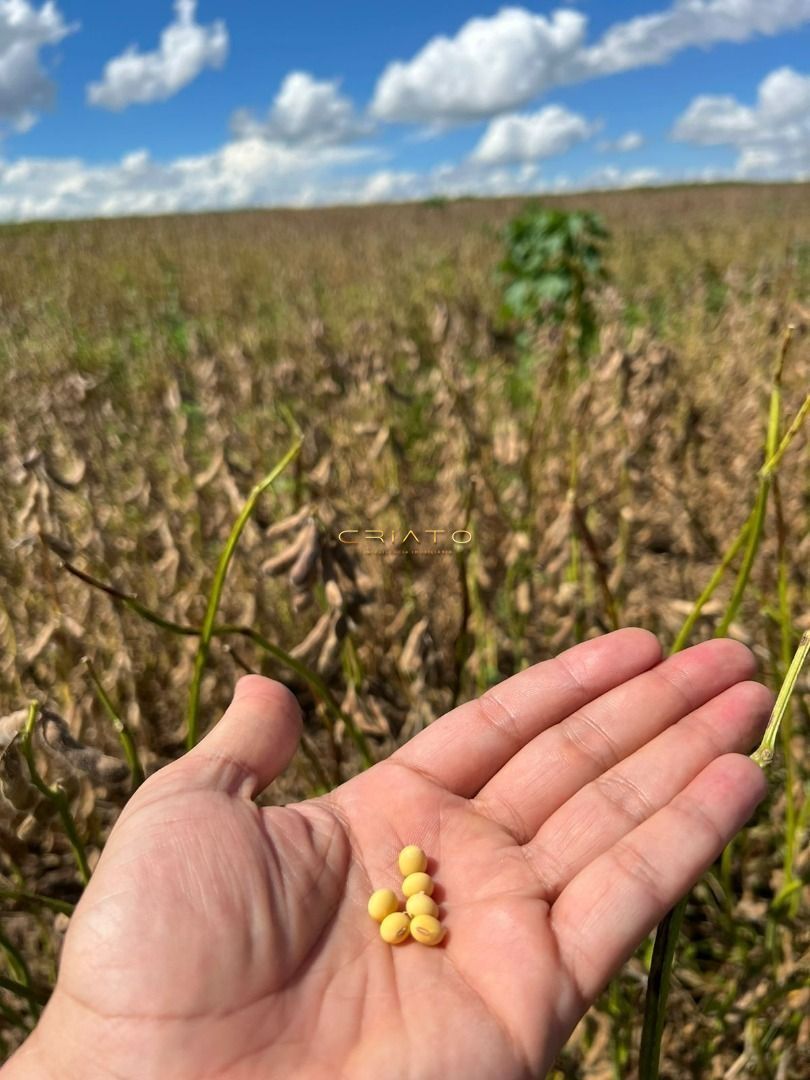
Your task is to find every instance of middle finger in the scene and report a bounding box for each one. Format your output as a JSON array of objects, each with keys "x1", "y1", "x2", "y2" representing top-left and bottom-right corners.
[{"x1": 473, "y1": 638, "x2": 757, "y2": 844}]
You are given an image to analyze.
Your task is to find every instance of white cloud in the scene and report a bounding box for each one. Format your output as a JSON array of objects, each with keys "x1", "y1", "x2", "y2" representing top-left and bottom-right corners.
[
  {"x1": 598, "y1": 131, "x2": 644, "y2": 152},
  {"x1": 87, "y1": 0, "x2": 228, "y2": 110},
  {"x1": 673, "y1": 66, "x2": 810, "y2": 177},
  {"x1": 582, "y1": 164, "x2": 663, "y2": 189},
  {"x1": 0, "y1": 136, "x2": 375, "y2": 221},
  {"x1": 579, "y1": 1, "x2": 810, "y2": 78},
  {"x1": 0, "y1": 0, "x2": 76, "y2": 130},
  {"x1": 371, "y1": 2, "x2": 810, "y2": 126},
  {"x1": 230, "y1": 72, "x2": 370, "y2": 146},
  {"x1": 341, "y1": 161, "x2": 668, "y2": 204},
  {"x1": 471, "y1": 104, "x2": 597, "y2": 165},
  {"x1": 371, "y1": 8, "x2": 586, "y2": 124},
  {"x1": 0, "y1": 133, "x2": 677, "y2": 222},
  {"x1": 335, "y1": 160, "x2": 546, "y2": 204}
]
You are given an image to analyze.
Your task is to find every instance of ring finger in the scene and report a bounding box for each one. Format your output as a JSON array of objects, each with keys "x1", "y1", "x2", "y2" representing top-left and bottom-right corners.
[{"x1": 524, "y1": 679, "x2": 773, "y2": 900}]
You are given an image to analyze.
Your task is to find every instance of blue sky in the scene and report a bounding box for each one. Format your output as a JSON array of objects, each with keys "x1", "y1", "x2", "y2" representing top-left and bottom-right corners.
[{"x1": 1, "y1": 1, "x2": 809, "y2": 220}]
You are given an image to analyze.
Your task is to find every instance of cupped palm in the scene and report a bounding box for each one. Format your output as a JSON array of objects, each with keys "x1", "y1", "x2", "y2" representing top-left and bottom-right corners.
[{"x1": 14, "y1": 629, "x2": 770, "y2": 1080}]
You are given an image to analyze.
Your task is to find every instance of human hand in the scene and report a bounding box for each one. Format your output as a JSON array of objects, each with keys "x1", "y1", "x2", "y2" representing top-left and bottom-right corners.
[{"x1": 4, "y1": 629, "x2": 772, "y2": 1079}]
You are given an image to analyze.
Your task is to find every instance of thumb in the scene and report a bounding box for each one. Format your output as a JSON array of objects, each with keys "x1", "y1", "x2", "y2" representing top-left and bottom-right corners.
[{"x1": 181, "y1": 675, "x2": 303, "y2": 797}]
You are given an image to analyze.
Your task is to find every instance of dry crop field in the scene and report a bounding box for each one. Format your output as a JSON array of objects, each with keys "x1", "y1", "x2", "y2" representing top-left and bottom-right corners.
[{"x1": 0, "y1": 183, "x2": 809, "y2": 1075}]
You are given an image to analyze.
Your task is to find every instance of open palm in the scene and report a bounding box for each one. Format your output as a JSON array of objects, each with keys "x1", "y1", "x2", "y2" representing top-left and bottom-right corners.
[{"x1": 8, "y1": 629, "x2": 771, "y2": 1080}]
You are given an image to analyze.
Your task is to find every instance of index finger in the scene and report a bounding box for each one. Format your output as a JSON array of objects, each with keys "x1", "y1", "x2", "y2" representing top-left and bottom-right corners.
[{"x1": 388, "y1": 627, "x2": 662, "y2": 796}]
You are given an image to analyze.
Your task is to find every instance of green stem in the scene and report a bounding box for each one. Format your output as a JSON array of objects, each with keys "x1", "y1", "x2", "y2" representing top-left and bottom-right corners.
[
  {"x1": 0, "y1": 889, "x2": 75, "y2": 916},
  {"x1": 0, "y1": 974, "x2": 51, "y2": 1008},
  {"x1": 771, "y1": 480, "x2": 798, "y2": 904},
  {"x1": 715, "y1": 332, "x2": 786, "y2": 639},
  {"x1": 638, "y1": 326, "x2": 803, "y2": 1080},
  {"x1": 759, "y1": 391, "x2": 810, "y2": 479},
  {"x1": 638, "y1": 899, "x2": 687, "y2": 1076},
  {"x1": 0, "y1": 926, "x2": 39, "y2": 1021},
  {"x1": 60, "y1": 561, "x2": 375, "y2": 769},
  {"x1": 83, "y1": 657, "x2": 145, "y2": 789},
  {"x1": 187, "y1": 433, "x2": 303, "y2": 748},
  {"x1": 19, "y1": 704, "x2": 90, "y2": 886},
  {"x1": 452, "y1": 481, "x2": 476, "y2": 706},
  {"x1": 61, "y1": 560, "x2": 197, "y2": 636},
  {"x1": 218, "y1": 624, "x2": 374, "y2": 768},
  {"x1": 670, "y1": 510, "x2": 753, "y2": 653},
  {"x1": 714, "y1": 483, "x2": 770, "y2": 638},
  {"x1": 751, "y1": 631, "x2": 810, "y2": 768}
]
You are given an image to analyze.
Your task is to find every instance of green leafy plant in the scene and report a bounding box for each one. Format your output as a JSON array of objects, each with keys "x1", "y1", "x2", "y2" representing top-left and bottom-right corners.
[{"x1": 500, "y1": 206, "x2": 609, "y2": 375}]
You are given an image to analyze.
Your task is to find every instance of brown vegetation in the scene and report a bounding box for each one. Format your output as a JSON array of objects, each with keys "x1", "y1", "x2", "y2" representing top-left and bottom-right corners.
[{"x1": 1, "y1": 183, "x2": 809, "y2": 1074}]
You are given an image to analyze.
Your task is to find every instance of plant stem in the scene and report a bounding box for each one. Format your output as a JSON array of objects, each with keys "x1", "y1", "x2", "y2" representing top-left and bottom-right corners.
[
  {"x1": 670, "y1": 510, "x2": 753, "y2": 653},
  {"x1": 300, "y1": 732, "x2": 336, "y2": 791},
  {"x1": 60, "y1": 562, "x2": 375, "y2": 768},
  {"x1": 638, "y1": 898, "x2": 687, "y2": 1079},
  {"x1": 82, "y1": 657, "x2": 145, "y2": 789},
  {"x1": 186, "y1": 433, "x2": 303, "y2": 748},
  {"x1": 771, "y1": 479, "x2": 798, "y2": 907},
  {"x1": 19, "y1": 704, "x2": 90, "y2": 886},
  {"x1": 716, "y1": 328, "x2": 788, "y2": 638},
  {"x1": 218, "y1": 624, "x2": 374, "y2": 768},
  {"x1": 751, "y1": 631, "x2": 810, "y2": 767},
  {"x1": 571, "y1": 496, "x2": 620, "y2": 631},
  {"x1": 61, "y1": 560, "x2": 197, "y2": 635},
  {"x1": 0, "y1": 889, "x2": 75, "y2": 916},
  {"x1": 452, "y1": 480, "x2": 476, "y2": 707},
  {"x1": 0, "y1": 926, "x2": 39, "y2": 1021},
  {"x1": 759, "y1": 391, "x2": 810, "y2": 479},
  {"x1": 638, "y1": 325, "x2": 804, "y2": 1080},
  {"x1": 0, "y1": 974, "x2": 51, "y2": 1008},
  {"x1": 566, "y1": 435, "x2": 585, "y2": 643}
]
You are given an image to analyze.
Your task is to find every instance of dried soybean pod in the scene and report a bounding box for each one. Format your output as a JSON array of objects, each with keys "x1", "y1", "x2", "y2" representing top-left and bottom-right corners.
[
  {"x1": 380, "y1": 912, "x2": 411, "y2": 945},
  {"x1": 402, "y1": 872, "x2": 433, "y2": 898},
  {"x1": 40, "y1": 709, "x2": 129, "y2": 786},
  {"x1": 261, "y1": 526, "x2": 309, "y2": 575},
  {"x1": 265, "y1": 504, "x2": 312, "y2": 541},
  {"x1": 368, "y1": 889, "x2": 399, "y2": 923},
  {"x1": 398, "y1": 845, "x2": 427, "y2": 876},
  {"x1": 289, "y1": 520, "x2": 320, "y2": 587}
]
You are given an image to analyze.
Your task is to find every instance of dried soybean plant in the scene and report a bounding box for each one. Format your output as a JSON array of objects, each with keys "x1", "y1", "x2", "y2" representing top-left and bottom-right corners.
[{"x1": 1, "y1": 186, "x2": 809, "y2": 1072}]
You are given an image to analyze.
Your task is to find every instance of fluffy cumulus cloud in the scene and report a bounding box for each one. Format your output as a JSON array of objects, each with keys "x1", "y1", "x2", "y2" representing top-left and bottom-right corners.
[
  {"x1": 673, "y1": 66, "x2": 810, "y2": 177},
  {"x1": 471, "y1": 104, "x2": 597, "y2": 165},
  {"x1": 579, "y1": 0, "x2": 810, "y2": 77},
  {"x1": 4, "y1": 1, "x2": 810, "y2": 222},
  {"x1": 230, "y1": 72, "x2": 370, "y2": 146},
  {"x1": 372, "y1": 2, "x2": 810, "y2": 126},
  {"x1": 371, "y1": 8, "x2": 585, "y2": 125},
  {"x1": 87, "y1": 0, "x2": 228, "y2": 110},
  {"x1": 0, "y1": 0, "x2": 76, "y2": 130}
]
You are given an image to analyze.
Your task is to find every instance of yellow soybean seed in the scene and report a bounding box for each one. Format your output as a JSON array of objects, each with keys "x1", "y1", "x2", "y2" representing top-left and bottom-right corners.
[
  {"x1": 410, "y1": 914, "x2": 444, "y2": 946},
  {"x1": 380, "y1": 912, "x2": 411, "y2": 945},
  {"x1": 398, "y1": 845, "x2": 427, "y2": 876},
  {"x1": 406, "y1": 893, "x2": 438, "y2": 918},
  {"x1": 402, "y1": 872, "x2": 434, "y2": 898},
  {"x1": 368, "y1": 889, "x2": 399, "y2": 923}
]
